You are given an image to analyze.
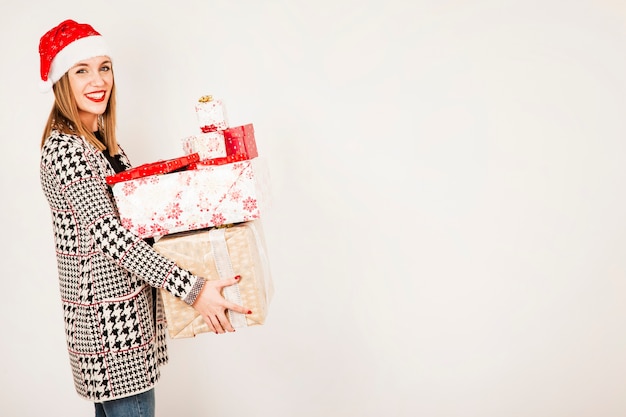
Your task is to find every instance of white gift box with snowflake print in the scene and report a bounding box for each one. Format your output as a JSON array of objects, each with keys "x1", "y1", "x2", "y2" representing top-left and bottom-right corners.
[{"x1": 111, "y1": 158, "x2": 270, "y2": 239}]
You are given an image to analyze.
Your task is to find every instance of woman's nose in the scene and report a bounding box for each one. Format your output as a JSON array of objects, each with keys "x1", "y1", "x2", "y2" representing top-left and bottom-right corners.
[{"x1": 90, "y1": 72, "x2": 105, "y2": 86}]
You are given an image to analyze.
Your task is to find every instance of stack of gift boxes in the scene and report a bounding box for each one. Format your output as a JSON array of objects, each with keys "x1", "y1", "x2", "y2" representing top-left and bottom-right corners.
[{"x1": 106, "y1": 95, "x2": 273, "y2": 338}]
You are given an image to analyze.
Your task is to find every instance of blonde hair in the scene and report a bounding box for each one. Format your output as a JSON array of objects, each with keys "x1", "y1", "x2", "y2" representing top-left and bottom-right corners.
[{"x1": 40, "y1": 70, "x2": 119, "y2": 155}]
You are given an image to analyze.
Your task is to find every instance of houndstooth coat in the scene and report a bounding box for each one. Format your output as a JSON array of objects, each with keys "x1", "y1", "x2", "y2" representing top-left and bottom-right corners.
[{"x1": 40, "y1": 130, "x2": 204, "y2": 402}]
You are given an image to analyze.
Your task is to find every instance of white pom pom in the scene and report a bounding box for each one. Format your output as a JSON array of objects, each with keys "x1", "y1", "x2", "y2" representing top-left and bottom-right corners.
[{"x1": 39, "y1": 79, "x2": 52, "y2": 93}]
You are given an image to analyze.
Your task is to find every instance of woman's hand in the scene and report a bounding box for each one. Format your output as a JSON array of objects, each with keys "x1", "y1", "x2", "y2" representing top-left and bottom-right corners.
[{"x1": 191, "y1": 276, "x2": 251, "y2": 334}]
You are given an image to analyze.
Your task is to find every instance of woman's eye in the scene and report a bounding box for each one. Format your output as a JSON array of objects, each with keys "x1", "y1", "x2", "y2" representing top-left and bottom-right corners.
[
  {"x1": 101, "y1": 66, "x2": 111, "y2": 72},
  {"x1": 75, "y1": 69, "x2": 87, "y2": 74}
]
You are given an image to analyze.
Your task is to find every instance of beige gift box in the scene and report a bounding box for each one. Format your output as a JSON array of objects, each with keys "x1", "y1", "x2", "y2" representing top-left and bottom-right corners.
[{"x1": 153, "y1": 221, "x2": 273, "y2": 338}]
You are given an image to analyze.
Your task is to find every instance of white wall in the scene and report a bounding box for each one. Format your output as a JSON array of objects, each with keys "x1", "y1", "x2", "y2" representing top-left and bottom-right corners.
[{"x1": 2, "y1": 0, "x2": 626, "y2": 416}]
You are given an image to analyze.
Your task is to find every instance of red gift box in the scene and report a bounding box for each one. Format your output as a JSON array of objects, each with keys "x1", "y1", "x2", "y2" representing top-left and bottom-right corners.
[
  {"x1": 106, "y1": 153, "x2": 200, "y2": 185},
  {"x1": 189, "y1": 124, "x2": 257, "y2": 167}
]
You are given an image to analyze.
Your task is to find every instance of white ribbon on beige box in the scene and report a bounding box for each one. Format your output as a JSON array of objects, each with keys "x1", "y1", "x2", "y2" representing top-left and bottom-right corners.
[{"x1": 208, "y1": 227, "x2": 247, "y2": 328}]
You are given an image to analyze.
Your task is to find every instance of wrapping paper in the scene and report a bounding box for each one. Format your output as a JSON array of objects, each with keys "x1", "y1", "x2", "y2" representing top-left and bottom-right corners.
[
  {"x1": 153, "y1": 221, "x2": 273, "y2": 338},
  {"x1": 111, "y1": 158, "x2": 270, "y2": 238},
  {"x1": 188, "y1": 124, "x2": 258, "y2": 166},
  {"x1": 181, "y1": 132, "x2": 227, "y2": 161},
  {"x1": 195, "y1": 95, "x2": 228, "y2": 132}
]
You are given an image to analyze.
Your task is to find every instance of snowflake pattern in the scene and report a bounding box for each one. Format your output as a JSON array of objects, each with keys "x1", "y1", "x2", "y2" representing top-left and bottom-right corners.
[
  {"x1": 211, "y1": 213, "x2": 226, "y2": 226},
  {"x1": 112, "y1": 159, "x2": 266, "y2": 238},
  {"x1": 229, "y1": 189, "x2": 242, "y2": 202},
  {"x1": 136, "y1": 224, "x2": 148, "y2": 236},
  {"x1": 165, "y1": 202, "x2": 182, "y2": 219},
  {"x1": 120, "y1": 217, "x2": 133, "y2": 230},
  {"x1": 121, "y1": 182, "x2": 137, "y2": 196},
  {"x1": 150, "y1": 223, "x2": 169, "y2": 237},
  {"x1": 242, "y1": 197, "x2": 258, "y2": 212}
]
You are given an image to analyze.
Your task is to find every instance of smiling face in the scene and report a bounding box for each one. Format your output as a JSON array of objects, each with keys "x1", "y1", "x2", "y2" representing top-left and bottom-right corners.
[{"x1": 67, "y1": 56, "x2": 113, "y2": 131}]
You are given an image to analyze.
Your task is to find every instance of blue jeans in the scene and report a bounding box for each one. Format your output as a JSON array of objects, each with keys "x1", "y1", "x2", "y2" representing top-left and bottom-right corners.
[{"x1": 94, "y1": 389, "x2": 155, "y2": 417}]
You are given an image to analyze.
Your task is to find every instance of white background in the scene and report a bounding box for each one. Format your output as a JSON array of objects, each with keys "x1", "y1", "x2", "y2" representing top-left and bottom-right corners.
[{"x1": 2, "y1": 1, "x2": 626, "y2": 416}]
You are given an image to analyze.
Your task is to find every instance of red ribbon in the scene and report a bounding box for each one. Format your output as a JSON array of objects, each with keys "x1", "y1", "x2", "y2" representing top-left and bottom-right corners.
[
  {"x1": 106, "y1": 153, "x2": 200, "y2": 185},
  {"x1": 200, "y1": 125, "x2": 219, "y2": 133}
]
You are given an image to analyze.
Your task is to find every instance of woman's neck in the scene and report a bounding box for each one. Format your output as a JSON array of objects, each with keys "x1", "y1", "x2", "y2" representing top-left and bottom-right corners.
[{"x1": 79, "y1": 112, "x2": 98, "y2": 132}]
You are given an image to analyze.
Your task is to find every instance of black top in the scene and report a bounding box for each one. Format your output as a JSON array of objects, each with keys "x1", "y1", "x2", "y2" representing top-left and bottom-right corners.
[{"x1": 95, "y1": 131, "x2": 125, "y2": 174}]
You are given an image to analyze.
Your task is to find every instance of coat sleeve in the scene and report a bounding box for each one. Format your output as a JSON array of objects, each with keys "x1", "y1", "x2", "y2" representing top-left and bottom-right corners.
[{"x1": 42, "y1": 135, "x2": 205, "y2": 304}]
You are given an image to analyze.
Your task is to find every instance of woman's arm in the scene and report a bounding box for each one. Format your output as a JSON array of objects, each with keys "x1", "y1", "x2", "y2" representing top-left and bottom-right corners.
[
  {"x1": 43, "y1": 135, "x2": 199, "y2": 301},
  {"x1": 43, "y1": 134, "x2": 250, "y2": 332}
]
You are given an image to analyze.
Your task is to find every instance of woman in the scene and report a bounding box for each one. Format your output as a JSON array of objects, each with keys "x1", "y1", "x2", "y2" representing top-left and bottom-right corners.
[{"x1": 38, "y1": 19, "x2": 250, "y2": 417}]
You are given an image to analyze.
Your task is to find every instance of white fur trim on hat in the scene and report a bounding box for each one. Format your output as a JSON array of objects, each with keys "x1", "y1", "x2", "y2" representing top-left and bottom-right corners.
[
  {"x1": 47, "y1": 35, "x2": 110, "y2": 86},
  {"x1": 39, "y1": 79, "x2": 54, "y2": 93}
]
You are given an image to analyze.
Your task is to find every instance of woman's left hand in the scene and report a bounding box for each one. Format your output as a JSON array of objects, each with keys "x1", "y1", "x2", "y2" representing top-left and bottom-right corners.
[{"x1": 191, "y1": 275, "x2": 251, "y2": 334}]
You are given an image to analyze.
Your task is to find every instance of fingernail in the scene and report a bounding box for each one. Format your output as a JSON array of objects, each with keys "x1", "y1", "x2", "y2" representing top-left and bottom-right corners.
[
  {"x1": 247, "y1": 310, "x2": 252, "y2": 314},
  {"x1": 235, "y1": 275, "x2": 241, "y2": 280}
]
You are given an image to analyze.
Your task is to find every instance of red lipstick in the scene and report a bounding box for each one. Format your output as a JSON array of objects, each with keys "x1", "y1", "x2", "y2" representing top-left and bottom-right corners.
[{"x1": 85, "y1": 91, "x2": 107, "y2": 103}]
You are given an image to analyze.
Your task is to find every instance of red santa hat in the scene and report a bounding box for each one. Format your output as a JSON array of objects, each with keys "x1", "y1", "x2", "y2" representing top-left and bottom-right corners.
[{"x1": 38, "y1": 19, "x2": 110, "y2": 92}]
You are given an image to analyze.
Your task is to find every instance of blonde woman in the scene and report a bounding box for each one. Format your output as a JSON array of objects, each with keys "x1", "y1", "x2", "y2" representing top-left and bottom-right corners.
[{"x1": 38, "y1": 19, "x2": 250, "y2": 417}]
